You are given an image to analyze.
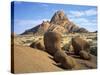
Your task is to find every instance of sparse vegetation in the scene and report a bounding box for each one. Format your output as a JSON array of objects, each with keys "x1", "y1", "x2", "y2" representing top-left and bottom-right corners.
[
  {"x1": 13, "y1": 10, "x2": 97, "y2": 72},
  {"x1": 90, "y1": 46, "x2": 97, "y2": 56}
]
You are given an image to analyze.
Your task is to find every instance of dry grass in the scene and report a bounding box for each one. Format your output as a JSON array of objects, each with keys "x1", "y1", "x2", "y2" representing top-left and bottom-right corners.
[{"x1": 12, "y1": 33, "x2": 97, "y2": 73}]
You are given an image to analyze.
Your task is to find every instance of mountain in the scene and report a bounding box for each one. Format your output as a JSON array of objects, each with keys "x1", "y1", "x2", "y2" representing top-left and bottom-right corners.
[
  {"x1": 22, "y1": 21, "x2": 50, "y2": 35},
  {"x1": 21, "y1": 10, "x2": 88, "y2": 35}
]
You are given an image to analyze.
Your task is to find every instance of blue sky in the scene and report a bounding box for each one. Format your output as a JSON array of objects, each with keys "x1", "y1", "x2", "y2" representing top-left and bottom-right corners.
[{"x1": 12, "y1": 1, "x2": 97, "y2": 34}]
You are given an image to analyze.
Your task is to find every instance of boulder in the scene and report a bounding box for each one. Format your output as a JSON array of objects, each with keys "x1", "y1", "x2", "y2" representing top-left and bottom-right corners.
[
  {"x1": 54, "y1": 50, "x2": 67, "y2": 63},
  {"x1": 72, "y1": 37, "x2": 90, "y2": 55},
  {"x1": 79, "y1": 50, "x2": 91, "y2": 60},
  {"x1": 30, "y1": 40, "x2": 45, "y2": 50},
  {"x1": 54, "y1": 50, "x2": 77, "y2": 69},
  {"x1": 61, "y1": 56, "x2": 77, "y2": 69},
  {"x1": 44, "y1": 31, "x2": 62, "y2": 55}
]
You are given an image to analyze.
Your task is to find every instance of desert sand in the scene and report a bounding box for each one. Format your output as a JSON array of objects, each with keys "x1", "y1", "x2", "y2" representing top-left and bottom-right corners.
[
  {"x1": 11, "y1": 9, "x2": 97, "y2": 74},
  {"x1": 12, "y1": 44, "x2": 97, "y2": 73},
  {"x1": 13, "y1": 45, "x2": 63, "y2": 73}
]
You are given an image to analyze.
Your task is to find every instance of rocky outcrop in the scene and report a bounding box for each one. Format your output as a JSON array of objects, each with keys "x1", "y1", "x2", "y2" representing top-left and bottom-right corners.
[
  {"x1": 54, "y1": 50, "x2": 67, "y2": 63},
  {"x1": 79, "y1": 50, "x2": 91, "y2": 60},
  {"x1": 21, "y1": 10, "x2": 89, "y2": 35},
  {"x1": 50, "y1": 11, "x2": 70, "y2": 26},
  {"x1": 30, "y1": 39, "x2": 45, "y2": 50},
  {"x1": 44, "y1": 31, "x2": 77, "y2": 69},
  {"x1": 22, "y1": 21, "x2": 50, "y2": 35},
  {"x1": 54, "y1": 50, "x2": 77, "y2": 69},
  {"x1": 44, "y1": 31, "x2": 62, "y2": 55},
  {"x1": 72, "y1": 37, "x2": 90, "y2": 55},
  {"x1": 61, "y1": 56, "x2": 77, "y2": 69}
]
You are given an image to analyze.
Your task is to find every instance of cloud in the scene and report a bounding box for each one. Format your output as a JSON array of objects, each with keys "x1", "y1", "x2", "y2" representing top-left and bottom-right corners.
[
  {"x1": 70, "y1": 18, "x2": 89, "y2": 23},
  {"x1": 67, "y1": 8, "x2": 97, "y2": 32},
  {"x1": 14, "y1": 18, "x2": 50, "y2": 27},
  {"x1": 85, "y1": 9, "x2": 97, "y2": 16},
  {"x1": 69, "y1": 11, "x2": 84, "y2": 17},
  {"x1": 41, "y1": 4, "x2": 49, "y2": 7},
  {"x1": 14, "y1": 19, "x2": 50, "y2": 34},
  {"x1": 68, "y1": 8, "x2": 97, "y2": 17},
  {"x1": 69, "y1": 17, "x2": 97, "y2": 31}
]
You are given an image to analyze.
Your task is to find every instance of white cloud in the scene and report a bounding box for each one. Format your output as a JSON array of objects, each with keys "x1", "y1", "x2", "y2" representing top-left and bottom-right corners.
[
  {"x1": 69, "y1": 17, "x2": 97, "y2": 31},
  {"x1": 85, "y1": 9, "x2": 97, "y2": 16},
  {"x1": 69, "y1": 8, "x2": 97, "y2": 17},
  {"x1": 70, "y1": 18, "x2": 89, "y2": 23},
  {"x1": 41, "y1": 4, "x2": 49, "y2": 7},
  {"x1": 69, "y1": 11, "x2": 84, "y2": 17},
  {"x1": 67, "y1": 8, "x2": 97, "y2": 32},
  {"x1": 14, "y1": 18, "x2": 50, "y2": 27},
  {"x1": 14, "y1": 19, "x2": 50, "y2": 34}
]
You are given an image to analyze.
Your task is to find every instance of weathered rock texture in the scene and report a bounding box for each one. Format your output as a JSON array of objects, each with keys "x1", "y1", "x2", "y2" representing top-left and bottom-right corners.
[
  {"x1": 79, "y1": 50, "x2": 91, "y2": 60},
  {"x1": 22, "y1": 10, "x2": 88, "y2": 35},
  {"x1": 54, "y1": 50, "x2": 77, "y2": 69},
  {"x1": 44, "y1": 31, "x2": 62, "y2": 55},
  {"x1": 30, "y1": 39, "x2": 45, "y2": 50},
  {"x1": 72, "y1": 37, "x2": 90, "y2": 55}
]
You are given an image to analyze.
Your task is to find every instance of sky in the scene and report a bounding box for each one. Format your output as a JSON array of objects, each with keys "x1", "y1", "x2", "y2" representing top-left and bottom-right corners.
[{"x1": 11, "y1": 1, "x2": 97, "y2": 34}]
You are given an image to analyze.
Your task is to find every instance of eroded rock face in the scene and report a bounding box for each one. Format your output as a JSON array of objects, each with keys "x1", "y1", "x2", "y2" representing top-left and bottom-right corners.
[
  {"x1": 72, "y1": 37, "x2": 90, "y2": 55},
  {"x1": 47, "y1": 24, "x2": 67, "y2": 35},
  {"x1": 50, "y1": 10, "x2": 69, "y2": 26},
  {"x1": 37, "y1": 21, "x2": 51, "y2": 35},
  {"x1": 54, "y1": 50, "x2": 77, "y2": 69},
  {"x1": 61, "y1": 56, "x2": 77, "y2": 69},
  {"x1": 79, "y1": 50, "x2": 91, "y2": 60},
  {"x1": 54, "y1": 50, "x2": 67, "y2": 63},
  {"x1": 30, "y1": 40, "x2": 45, "y2": 50},
  {"x1": 22, "y1": 10, "x2": 88, "y2": 35},
  {"x1": 44, "y1": 31, "x2": 62, "y2": 55}
]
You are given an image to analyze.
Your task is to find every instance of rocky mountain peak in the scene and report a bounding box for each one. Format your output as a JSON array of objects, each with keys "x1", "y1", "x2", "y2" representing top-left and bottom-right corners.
[
  {"x1": 38, "y1": 21, "x2": 50, "y2": 32},
  {"x1": 50, "y1": 10, "x2": 70, "y2": 26},
  {"x1": 21, "y1": 10, "x2": 89, "y2": 35}
]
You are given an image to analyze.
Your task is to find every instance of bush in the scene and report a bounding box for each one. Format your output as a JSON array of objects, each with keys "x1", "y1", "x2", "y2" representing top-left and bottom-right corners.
[
  {"x1": 90, "y1": 46, "x2": 97, "y2": 56},
  {"x1": 62, "y1": 43, "x2": 70, "y2": 51}
]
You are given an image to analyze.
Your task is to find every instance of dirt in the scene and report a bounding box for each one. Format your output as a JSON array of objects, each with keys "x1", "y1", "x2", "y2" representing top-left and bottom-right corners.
[
  {"x1": 12, "y1": 45, "x2": 97, "y2": 73},
  {"x1": 13, "y1": 45, "x2": 63, "y2": 73}
]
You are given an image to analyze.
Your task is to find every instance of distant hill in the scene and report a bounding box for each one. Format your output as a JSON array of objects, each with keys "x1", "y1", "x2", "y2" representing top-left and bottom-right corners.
[{"x1": 21, "y1": 10, "x2": 88, "y2": 35}]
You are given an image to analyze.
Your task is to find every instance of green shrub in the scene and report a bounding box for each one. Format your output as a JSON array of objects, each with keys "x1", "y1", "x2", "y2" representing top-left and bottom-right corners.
[{"x1": 90, "y1": 46, "x2": 97, "y2": 56}]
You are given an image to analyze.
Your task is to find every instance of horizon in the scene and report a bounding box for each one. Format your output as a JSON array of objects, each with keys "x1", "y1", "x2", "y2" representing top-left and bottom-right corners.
[{"x1": 11, "y1": 1, "x2": 97, "y2": 34}]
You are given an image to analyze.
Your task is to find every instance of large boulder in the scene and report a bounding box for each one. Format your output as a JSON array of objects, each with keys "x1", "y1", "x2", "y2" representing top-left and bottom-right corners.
[
  {"x1": 72, "y1": 37, "x2": 90, "y2": 55},
  {"x1": 61, "y1": 56, "x2": 77, "y2": 69},
  {"x1": 54, "y1": 50, "x2": 67, "y2": 63},
  {"x1": 54, "y1": 50, "x2": 77, "y2": 69},
  {"x1": 44, "y1": 31, "x2": 62, "y2": 55},
  {"x1": 30, "y1": 39, "x2": 45, "y2": 50},
  {"x1": 79, "y1": 50, "x2": 91, "y2": 60}
]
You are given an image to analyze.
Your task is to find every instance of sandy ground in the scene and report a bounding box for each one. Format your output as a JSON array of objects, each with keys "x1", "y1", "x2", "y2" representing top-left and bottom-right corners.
[
  {"x1": 13, "y1": 45, "x2": 63, "y2": 73},
  {"x1": 12, "y1": 45, "x2": 97, "y2": 74}
]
